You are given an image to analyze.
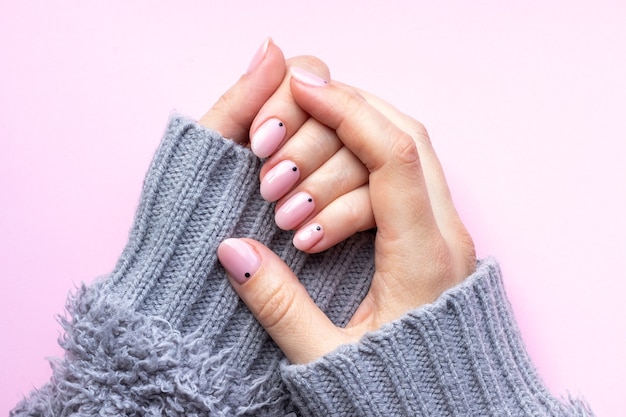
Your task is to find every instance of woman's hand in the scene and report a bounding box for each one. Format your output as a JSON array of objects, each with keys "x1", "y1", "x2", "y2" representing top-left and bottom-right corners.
[
  {"x1": 218, "y1": 68, "x2": 476, "y2": 364},
  {"x1": 246, "y1": 56, "x2": 375, "y2": 252},
  {"x1": 196, "y1": 38, "x2": 374, "y2": 253}
]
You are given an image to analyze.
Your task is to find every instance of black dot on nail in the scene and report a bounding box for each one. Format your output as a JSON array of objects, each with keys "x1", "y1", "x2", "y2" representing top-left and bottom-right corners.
[
  {"x1": 278, "y1": 122, "x2": 284, "y2": 127},
  {"x1": 292, "y1": 166, "x2": 297, "y2": 172},
  {"x1": 307, "y1": 198, "x2": 312, "y2": 202},
  {"x1": 316, "y1": 226, "x2": 321, "y2": 231},
  {"x1": 244, "y1": 272, "x2": 250, "y2": 278}
]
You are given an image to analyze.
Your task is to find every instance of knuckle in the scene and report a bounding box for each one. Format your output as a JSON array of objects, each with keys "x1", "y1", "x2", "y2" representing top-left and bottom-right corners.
[
  {"x1": 325, "y1": 149, "x2": 368, "y2": 194},
  {"x1": 388, "y1": 131, "x2": 420, "y2": 167},
  {"x1": 255, "y1": 281, "x2": 299, "y2": 331},
  {"x1": 338, "y1": 88, "x2": 367, "y2": 109},
  {"x1": 306, "y1": 121, "x2": 336, "y2": 149}
]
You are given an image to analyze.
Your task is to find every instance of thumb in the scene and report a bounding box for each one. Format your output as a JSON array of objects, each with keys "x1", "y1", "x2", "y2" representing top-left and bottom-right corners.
[
  {"x1": 198, "y1": 38, "x2": 286, "y2": 144},
  {"x1": 217, "y1": 238, "x2": 346, "y2": 364}
]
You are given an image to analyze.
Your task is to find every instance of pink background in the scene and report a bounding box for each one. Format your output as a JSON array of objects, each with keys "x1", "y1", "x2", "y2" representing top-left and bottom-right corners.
[{"x1": 1, "y1": 1, "x2": 624, "y2": 415}]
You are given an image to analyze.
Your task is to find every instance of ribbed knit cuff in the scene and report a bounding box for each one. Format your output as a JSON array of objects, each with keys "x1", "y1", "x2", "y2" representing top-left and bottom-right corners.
[
  {"x1": 104, "y1": 116, "x2": 275, "y2": 332},
  {"x1": 11, "y1": 117, "x2": 378, "y2": 416},
  {"x1": 281, "y1": 258, "x2": 594, "y2": 417}
]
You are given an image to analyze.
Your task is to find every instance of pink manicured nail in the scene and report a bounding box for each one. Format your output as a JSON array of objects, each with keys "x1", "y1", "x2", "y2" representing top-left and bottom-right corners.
[
  {"x1": 246, "y1": 38, "x2": 270, "y2": 74},
  {"x1": 260, "y1": 160, "x2": 301, "y2": 202},
  {"x1": 217, "y1": 239, "x2": 261, "y2": 285},
  {"x1": 290, "y1": 67, "x2": 328, "y2": 87},
  {"x1": 251, "y1": 118, "x2": 286, "y2": 158},
  {"x1": 275, "y1": 192, "x2": 315, "y2": 230},
  {"x1": 293, "y1": 223, "x2": 324, "y2": 251}
]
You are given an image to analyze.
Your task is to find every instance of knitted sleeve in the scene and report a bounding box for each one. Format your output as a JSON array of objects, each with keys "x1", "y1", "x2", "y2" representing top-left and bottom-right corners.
[
  {"x1": 10, "y1": 117, "x2": 377, "y2": 417},
  {"x1": 281, "y1": 259, "x2": 594, "y2": 416},
  {"x1": 11, "y1": 117, "x2": 592, "y2": 417}
]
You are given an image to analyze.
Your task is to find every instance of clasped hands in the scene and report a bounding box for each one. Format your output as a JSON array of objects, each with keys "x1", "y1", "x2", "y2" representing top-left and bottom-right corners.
[{"x1": 199, "y1": 39, "x2": 475, "y2": 364}]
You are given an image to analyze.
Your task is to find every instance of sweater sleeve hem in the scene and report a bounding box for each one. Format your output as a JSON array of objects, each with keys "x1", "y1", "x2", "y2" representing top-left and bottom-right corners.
[{"x1": 281, "y1": 258, "x2": 594, "y2": 416}]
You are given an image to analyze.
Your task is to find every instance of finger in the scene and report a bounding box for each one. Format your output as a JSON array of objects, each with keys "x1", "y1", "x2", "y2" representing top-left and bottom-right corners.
[
  {"x1": 352, "y1": 86, "x2": 476, "y2": 278},
  {"x1": 346, "y1": 84, "x2": 432, "y2": 146},
  {"x1": 197, "y1": 38, "x2": 285, "y2": 144},
  {"x1": 273, "y1": 146, "x2": 369, "y2": 230},
  {"x1": 293, "y1": 185, "x2": 374, "y2": 253},
  {"x1": 259, "y1": 118, "x2": 342, "y2": 202},
  {"x1": 217, "y1": 238, "x2": 347, "y2": 364},
  {"x1": 350, "y1": 86, "x2": 453, "y2": 212},
  {"x1": 249, "y1": 56, "x2": 331, "y2": 158},
  {"x1": 290, "y1": 68, "x2": 457, "y2": 321},
  {"x1": 289, "y1": 67, "x2": 439, "y2": 253}
]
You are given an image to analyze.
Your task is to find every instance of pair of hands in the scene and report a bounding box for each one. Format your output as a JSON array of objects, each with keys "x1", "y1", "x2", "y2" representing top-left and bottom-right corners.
[{"x1": 201, "y1": 39, "x2": 475, "y2": 364}]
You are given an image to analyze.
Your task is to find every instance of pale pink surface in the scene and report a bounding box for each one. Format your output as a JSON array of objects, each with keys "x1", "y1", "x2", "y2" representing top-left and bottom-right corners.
[{"x1": 1, "y1": 1, "x2": 624, "y2": 415}]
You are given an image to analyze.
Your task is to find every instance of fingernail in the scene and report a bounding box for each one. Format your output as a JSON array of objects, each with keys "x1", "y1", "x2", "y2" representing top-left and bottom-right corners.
[
  {"x1": 260, "y1": 160, "x2": 301, "y2": 202},
  {"x1": 251, "y1": 118, "x2": 286, "y2": 158},
  {"x1": 246, "y1": 38, "x2": 271, "y2": 74},
  {"x1": 290, "y1": 66, "x2": 328, "y2": 87},
  {"x1": 293, "y1": 223, "x2": 324, "y2": 251},
  {"x1": 218, "y1": 239, "x2": 261, "y2": 285},
  {"x1": 275, "y1": 192, "x2": 315, "y2": 230}
]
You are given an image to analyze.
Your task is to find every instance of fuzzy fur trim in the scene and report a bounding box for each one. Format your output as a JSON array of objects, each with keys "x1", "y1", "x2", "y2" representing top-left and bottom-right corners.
[{"x1": 11, "y1": 281, "x2": 291, "y2": 416}]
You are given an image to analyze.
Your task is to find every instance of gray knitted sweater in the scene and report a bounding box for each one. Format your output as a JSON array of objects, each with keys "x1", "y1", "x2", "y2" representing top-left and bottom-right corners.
[{"x1": 11, "y1": 117, "x2": 592, "y2": 416}]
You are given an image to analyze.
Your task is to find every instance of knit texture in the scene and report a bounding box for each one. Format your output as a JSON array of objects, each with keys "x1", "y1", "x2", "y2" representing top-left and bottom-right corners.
[
  {"x1": 282, "y1": 260, "x2": 594, "y2": 417},
  {"x1": 11, "y1": 117, "x2": 593, "y2": 416},
  {"x1": 11, "y1": 117, "x2": 375, "y2": 416}
]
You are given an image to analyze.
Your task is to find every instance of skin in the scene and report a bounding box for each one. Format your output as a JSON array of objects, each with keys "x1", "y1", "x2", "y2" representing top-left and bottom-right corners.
[
  {"x1": 203, "y1": 44, "x2": 374, "y2": 252},
  {"x1": 253, "y1": 69, "x2": 374, "y2": 252},
  {"x1": 199, "y1": 39, "x2": 475, "y2": 365},
  {"x1": 197, "y1": 39, "x2": 287, "y2": 143}
]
